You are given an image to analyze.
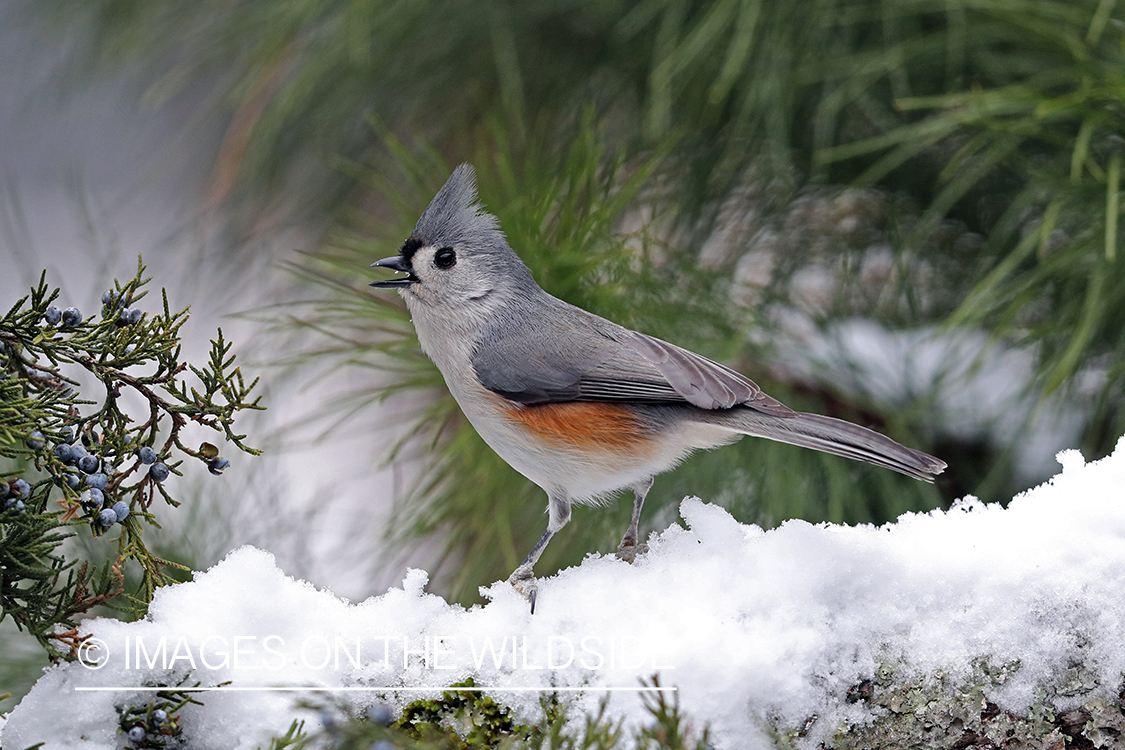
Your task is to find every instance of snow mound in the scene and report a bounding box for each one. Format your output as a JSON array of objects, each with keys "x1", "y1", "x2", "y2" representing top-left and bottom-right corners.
[{"x1": 5, "y1": 439, "x2": 1125, "y2": 749}]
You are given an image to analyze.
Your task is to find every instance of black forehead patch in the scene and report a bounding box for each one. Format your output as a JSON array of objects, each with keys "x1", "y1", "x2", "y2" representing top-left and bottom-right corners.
[{"x1": 400, "y1": 237, "x2": 423, "y2": 262}]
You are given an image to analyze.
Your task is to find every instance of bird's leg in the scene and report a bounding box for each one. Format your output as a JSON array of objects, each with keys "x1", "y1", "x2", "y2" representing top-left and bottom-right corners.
[
  {"x1": 616, "y1": 477, "x2": 653, "y2": 563},
  {"x1": 508, "y1": 493, "x2": 570, "y2": 614}
]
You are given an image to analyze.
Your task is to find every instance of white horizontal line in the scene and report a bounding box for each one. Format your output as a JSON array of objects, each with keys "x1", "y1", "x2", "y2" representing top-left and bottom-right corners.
[{"x1": 74, "y1": 686, "x2": 675, "y2": 693}]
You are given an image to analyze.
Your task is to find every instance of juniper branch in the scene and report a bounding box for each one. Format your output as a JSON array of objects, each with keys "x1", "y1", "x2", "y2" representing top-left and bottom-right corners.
[{"x1": 0, "y1": 257, "x2": 263, "y2": 659}]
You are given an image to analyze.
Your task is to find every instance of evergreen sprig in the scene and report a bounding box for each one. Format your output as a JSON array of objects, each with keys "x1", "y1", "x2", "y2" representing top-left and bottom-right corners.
[
  {"x1": 0, "y1": 258, "x2": 263, "y2": 659},
  {"x1": 115, "y1": 679, "x2": 210, "y2": 749},
  {"x1": 284, "y1": 676, "x2": 708, "y2": 750}
]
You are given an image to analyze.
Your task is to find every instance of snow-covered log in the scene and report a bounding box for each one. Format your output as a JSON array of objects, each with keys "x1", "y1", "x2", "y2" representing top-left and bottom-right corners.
[{"x1": 4, "y1": 439, "x2": 1125, "y2": 749}]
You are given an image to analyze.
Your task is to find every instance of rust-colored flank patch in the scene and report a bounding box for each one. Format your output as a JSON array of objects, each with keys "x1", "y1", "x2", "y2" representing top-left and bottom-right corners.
[{"x1": 502, "y1": 401, "x2": 650, "y2": 452}]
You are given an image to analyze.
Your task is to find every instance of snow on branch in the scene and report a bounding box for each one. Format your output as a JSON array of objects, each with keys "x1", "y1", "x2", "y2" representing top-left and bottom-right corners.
[{"x1": 3, "y1": 439, "x2": 1125, "y2": 749}]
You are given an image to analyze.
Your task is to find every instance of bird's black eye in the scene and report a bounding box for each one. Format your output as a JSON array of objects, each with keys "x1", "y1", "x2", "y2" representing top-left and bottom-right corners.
[{"x1": 434, "y1": 247, "x2": 456, "y2": 269}]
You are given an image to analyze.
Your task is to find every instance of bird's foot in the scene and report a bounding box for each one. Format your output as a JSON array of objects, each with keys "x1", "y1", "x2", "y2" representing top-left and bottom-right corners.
[
  {"x1": 615, "y1": 536, "x2": 648, "y2": 564},
  {"x1": 506, "y1": 566, "x2": 539, "y2": 614}
]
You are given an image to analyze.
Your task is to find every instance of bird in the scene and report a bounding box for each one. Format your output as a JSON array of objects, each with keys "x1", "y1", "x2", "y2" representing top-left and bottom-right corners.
[{"x1": 370, "y1": 164, "x2": 946, "y2": 612}]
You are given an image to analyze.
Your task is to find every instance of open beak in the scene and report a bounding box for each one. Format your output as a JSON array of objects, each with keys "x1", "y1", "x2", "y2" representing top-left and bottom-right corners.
[{"x1": 369, "y1": 256, "x2": 417, "y2": 288}]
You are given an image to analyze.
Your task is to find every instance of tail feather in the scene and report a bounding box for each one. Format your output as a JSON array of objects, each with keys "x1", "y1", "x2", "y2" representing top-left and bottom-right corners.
[{"x1": 718, "y1": 409, "x2": 946, "y2": 482}]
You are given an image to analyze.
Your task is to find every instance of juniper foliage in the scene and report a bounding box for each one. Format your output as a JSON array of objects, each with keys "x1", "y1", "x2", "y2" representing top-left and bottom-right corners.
[
  {"x1": 0, "y1": 259, "x2": 262, "y2": 659},
  {"x1": 274, "y1": 676, "x2": 707, "y2": 750}
]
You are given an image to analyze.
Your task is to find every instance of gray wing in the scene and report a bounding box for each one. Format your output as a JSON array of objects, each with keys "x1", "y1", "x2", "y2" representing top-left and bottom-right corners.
[
  {"x1": 622, "y1": 331, "x2": 794, "y2": 416},
  {"x1": 470, "y1": 308, "x2": 794, "y2": 417}
]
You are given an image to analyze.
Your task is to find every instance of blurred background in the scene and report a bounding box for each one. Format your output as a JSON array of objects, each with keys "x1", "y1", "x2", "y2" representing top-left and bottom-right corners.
[{"x1": 2, "y1": 0, "x2": 1123, "y2": 706}]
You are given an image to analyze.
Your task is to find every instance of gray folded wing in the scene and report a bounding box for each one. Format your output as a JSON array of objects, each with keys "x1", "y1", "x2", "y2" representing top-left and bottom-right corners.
[
  {"x1": 622, "y1": 331, "x2": 794, "y2": 416},
  {"x1": 470, "y1": 311, "x2": 794, "y2": 417}
]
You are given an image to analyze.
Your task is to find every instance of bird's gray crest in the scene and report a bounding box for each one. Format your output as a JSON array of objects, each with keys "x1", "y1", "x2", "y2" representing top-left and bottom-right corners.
[{"x1": 410, "y1": 164, "x2": 502, "y2": 251}]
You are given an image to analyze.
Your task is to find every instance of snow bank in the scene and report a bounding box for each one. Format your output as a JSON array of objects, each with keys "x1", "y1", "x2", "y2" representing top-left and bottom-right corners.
[{"x1": 5, "y1": 439, "x2": 1125, "y2": 749}]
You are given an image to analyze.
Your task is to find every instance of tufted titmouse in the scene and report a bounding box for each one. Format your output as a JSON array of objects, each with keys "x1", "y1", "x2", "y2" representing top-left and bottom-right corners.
[{"x1": 371, "y1": 164, "x2": 945, "y2": 612}]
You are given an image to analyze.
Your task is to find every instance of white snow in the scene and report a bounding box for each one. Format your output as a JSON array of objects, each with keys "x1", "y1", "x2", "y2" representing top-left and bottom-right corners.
[{"x1": 4, "y1": 438, "x2": 1125, "y2": 749}]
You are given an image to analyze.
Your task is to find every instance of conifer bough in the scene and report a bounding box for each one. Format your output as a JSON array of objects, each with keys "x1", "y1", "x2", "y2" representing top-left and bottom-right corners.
[{"x1": 0, "y1": 259, "x2": 263, "y2": 660}]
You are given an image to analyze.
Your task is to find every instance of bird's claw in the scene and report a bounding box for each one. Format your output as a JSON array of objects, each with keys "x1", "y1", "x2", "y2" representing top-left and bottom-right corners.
[
  {"x1": 507, "y1": 566, "x2": 539, "y2": 614},
  {"x1": 615, "y1": 537, "x2": 648, "y2": 564}
]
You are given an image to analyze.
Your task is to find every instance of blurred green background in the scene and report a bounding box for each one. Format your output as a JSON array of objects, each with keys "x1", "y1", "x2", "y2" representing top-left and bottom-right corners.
[{"x1": 3, "y1": 0, "x2": 1124, "y2": 706}]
